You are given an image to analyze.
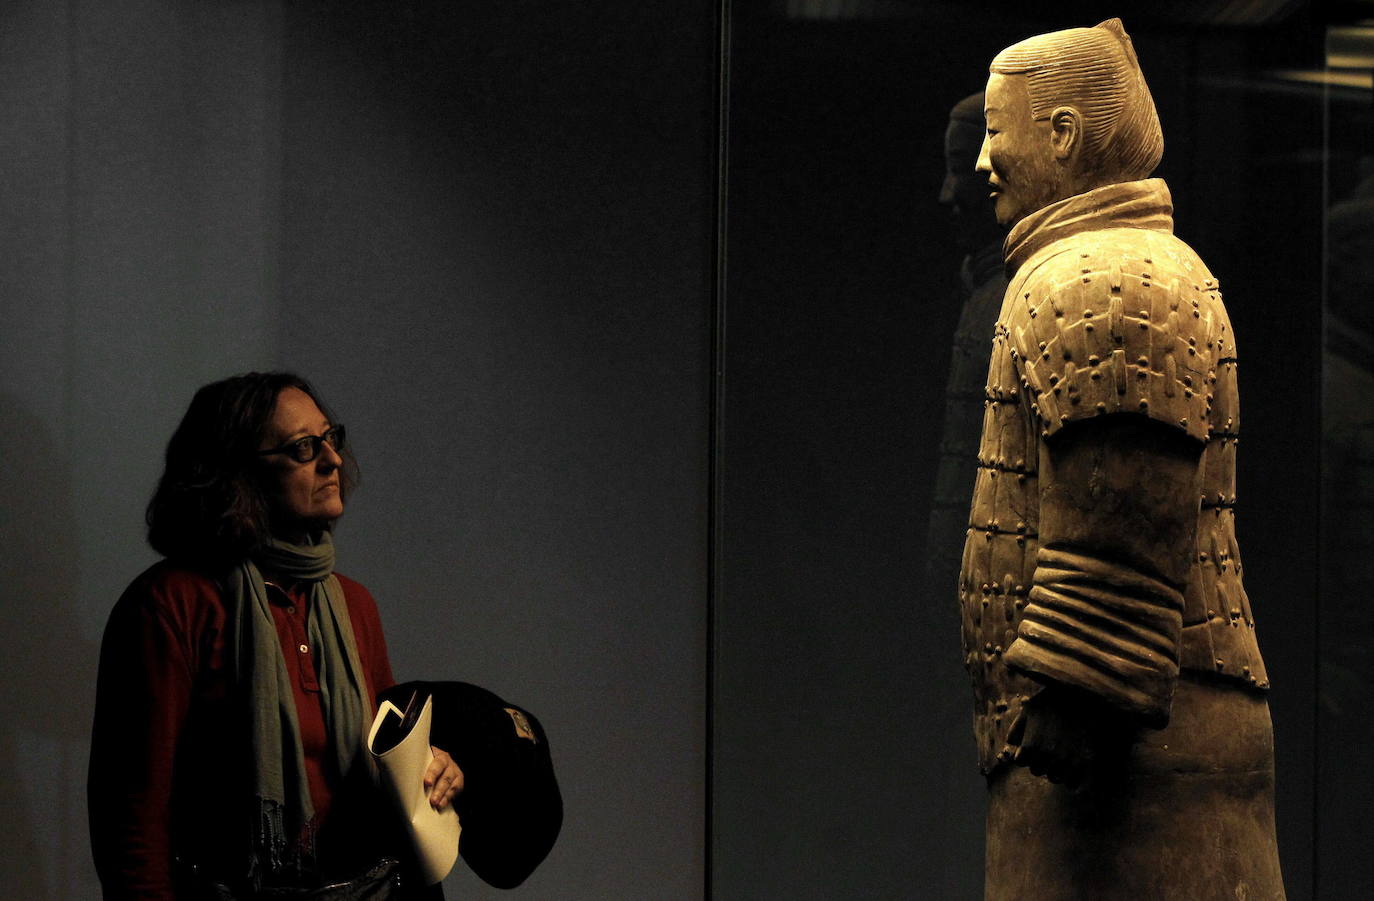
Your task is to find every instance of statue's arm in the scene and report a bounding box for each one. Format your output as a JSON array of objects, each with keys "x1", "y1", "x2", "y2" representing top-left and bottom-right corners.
[{"x1": 1004, "y1": 413, "x2": 1204, "y2": 781}]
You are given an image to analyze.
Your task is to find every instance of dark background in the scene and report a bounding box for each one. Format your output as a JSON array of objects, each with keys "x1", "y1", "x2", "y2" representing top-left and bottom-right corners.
[{"x1": 0, "y1": 0, "x2": 1354, "y2": 898}]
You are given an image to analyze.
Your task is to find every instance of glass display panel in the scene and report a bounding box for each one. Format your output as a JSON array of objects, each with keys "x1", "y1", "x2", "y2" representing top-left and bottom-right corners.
[{"x1": 712, "y1": 2, "x2": 1327, "y2": 897}]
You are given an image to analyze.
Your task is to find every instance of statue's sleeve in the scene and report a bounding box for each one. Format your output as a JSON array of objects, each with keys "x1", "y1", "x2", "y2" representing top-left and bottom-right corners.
[
  {"x1": 1001, "y1": 250, "x2": 1221, "y2": 725},
  {"x1": 1004, "y1": 416, "x2": 1202, "y2": 726}
]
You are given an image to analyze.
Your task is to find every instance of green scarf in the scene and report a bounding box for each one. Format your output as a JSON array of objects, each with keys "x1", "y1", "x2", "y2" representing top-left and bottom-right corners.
[{"x1": 224, "y1": 531, "x2": 372, "y2": 877}]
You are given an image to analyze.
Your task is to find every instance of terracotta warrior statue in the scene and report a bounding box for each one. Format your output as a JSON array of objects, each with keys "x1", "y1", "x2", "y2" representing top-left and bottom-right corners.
[{"x1": 958, "y1": 19, "x2": 1285, "y2": 899}]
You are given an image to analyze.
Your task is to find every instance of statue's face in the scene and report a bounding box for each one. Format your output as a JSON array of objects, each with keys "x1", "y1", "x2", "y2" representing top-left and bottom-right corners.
[{"x1": 975, "y1": 73, "x2": 1062, "y2": 227}]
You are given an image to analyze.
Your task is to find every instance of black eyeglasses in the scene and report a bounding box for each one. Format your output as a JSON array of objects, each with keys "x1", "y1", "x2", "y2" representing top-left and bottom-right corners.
[{"x1": 257, "y1": 425, "x2": 347, "y2": 464}]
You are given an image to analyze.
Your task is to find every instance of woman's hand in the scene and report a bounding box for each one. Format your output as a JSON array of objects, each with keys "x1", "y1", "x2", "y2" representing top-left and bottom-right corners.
[{"x1": 425, "y1": 746, "x2": 465, "y2": 810}]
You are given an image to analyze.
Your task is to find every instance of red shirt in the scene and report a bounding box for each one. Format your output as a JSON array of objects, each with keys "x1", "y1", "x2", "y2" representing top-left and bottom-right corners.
[{"x1": 88, "y1": 560, "x2": 397, "y2": 900}]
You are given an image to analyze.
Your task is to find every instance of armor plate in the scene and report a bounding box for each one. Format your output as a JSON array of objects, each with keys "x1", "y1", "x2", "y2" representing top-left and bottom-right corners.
[{"x1": 959, "y1": 180, "x2": 1268, "y2": 773}]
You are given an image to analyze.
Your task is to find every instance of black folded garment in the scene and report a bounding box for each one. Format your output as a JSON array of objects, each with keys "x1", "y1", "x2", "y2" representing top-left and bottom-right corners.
[{"x1": 377, "y1": 681, "x2": 562, "y2": 890}]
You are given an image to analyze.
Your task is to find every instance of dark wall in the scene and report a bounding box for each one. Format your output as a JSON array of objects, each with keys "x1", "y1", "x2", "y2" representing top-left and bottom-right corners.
[
  {"x1": 1317, "y1": 13, "x2": 1374, "y2": 895},
  {"x1": 278, "y1": 4, "x2": 718, "y2": 897},
  {"x1": 0, "y1": 2, "x2": 714, "y2": 898},
  {"x1": 2, "y1": 4, "x2": 285, "y2": 897}
]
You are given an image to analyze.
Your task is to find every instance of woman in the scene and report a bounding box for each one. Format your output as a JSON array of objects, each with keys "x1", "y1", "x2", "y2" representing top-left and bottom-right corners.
[{"x1": 88, "y1": 373, "x2": 462, "y2": 899}]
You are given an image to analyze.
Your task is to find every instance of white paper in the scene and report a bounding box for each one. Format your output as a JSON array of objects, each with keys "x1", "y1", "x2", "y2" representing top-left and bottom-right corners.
[{"x1": 367, "y1": 695, "x2": 461, "y2": 885}]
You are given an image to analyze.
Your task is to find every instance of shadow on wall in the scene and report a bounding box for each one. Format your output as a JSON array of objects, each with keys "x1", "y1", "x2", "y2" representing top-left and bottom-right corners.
[{"x1": 0, "y1": 393, "x2": 100, "y2": 899}]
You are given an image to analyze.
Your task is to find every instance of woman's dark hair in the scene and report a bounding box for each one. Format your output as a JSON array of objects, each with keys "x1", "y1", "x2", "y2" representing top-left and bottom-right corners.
[{"x1": 146, "y1": 372, "x2": 358, "y2": 562}]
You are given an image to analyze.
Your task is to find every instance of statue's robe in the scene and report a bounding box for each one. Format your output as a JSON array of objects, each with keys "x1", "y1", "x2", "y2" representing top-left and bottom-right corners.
[{"x1": 959, "y1": 179, "x2": 1285, "y2": 900}]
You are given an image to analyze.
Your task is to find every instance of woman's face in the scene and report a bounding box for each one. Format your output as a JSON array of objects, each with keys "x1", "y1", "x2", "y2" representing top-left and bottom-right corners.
[{"x1": 257, "y1": 386, "x2": 345, "y2": 537}]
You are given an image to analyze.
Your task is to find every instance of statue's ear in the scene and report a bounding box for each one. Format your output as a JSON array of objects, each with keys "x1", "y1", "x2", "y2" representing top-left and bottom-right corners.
[{"x1": 1049, "y1": 106, "x2": 1080, "y2": 162}]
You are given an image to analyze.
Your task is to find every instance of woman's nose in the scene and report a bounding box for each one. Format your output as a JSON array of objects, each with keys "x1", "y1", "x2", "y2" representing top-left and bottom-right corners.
[{"x1": 317, "y1": 441, "x2": 343, "y2": 470}]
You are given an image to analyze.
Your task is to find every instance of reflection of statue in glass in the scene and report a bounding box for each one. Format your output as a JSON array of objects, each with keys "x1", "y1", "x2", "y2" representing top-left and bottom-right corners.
[
  {"x1": 958, "y1": 19, "x2": 1285, "y2": 898},
  {"x1": 926, "y1": 92, "x2": 1009, "y2": 599},
  {"x1": 1320, "y1": 155, "x2": 1374, "y2": 874}
]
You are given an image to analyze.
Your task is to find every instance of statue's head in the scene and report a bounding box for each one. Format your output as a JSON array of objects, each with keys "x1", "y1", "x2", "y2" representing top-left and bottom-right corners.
[{"x1": 975, "y1": 18, "x2": 1162, "y2": 227}]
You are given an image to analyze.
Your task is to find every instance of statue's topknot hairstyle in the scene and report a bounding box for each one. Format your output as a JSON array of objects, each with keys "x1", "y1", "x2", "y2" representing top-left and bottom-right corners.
[{"x1": 990, "y1": 18, "x2": 1163, "y2": 181}]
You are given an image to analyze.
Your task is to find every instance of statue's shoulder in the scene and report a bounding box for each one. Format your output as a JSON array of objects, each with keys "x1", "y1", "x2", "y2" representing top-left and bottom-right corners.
[
  {"x1": 1011, "y1": 227, "x2": 1210, "y2": 298},
  {"x1": 1003, "y1": 227, "x2": 1225, "y2": 444}
]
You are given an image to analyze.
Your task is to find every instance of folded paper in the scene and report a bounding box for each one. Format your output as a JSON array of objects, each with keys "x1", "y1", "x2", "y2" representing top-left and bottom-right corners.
[{"x1": 367, "y1": 693, "x2": 461, "y2": 885}]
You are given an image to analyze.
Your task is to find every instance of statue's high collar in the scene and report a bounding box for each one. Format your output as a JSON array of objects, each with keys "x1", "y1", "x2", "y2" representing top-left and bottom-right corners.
[{"x1": 1003, "y1": 178, "x2": 1175, "y2": 275}]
